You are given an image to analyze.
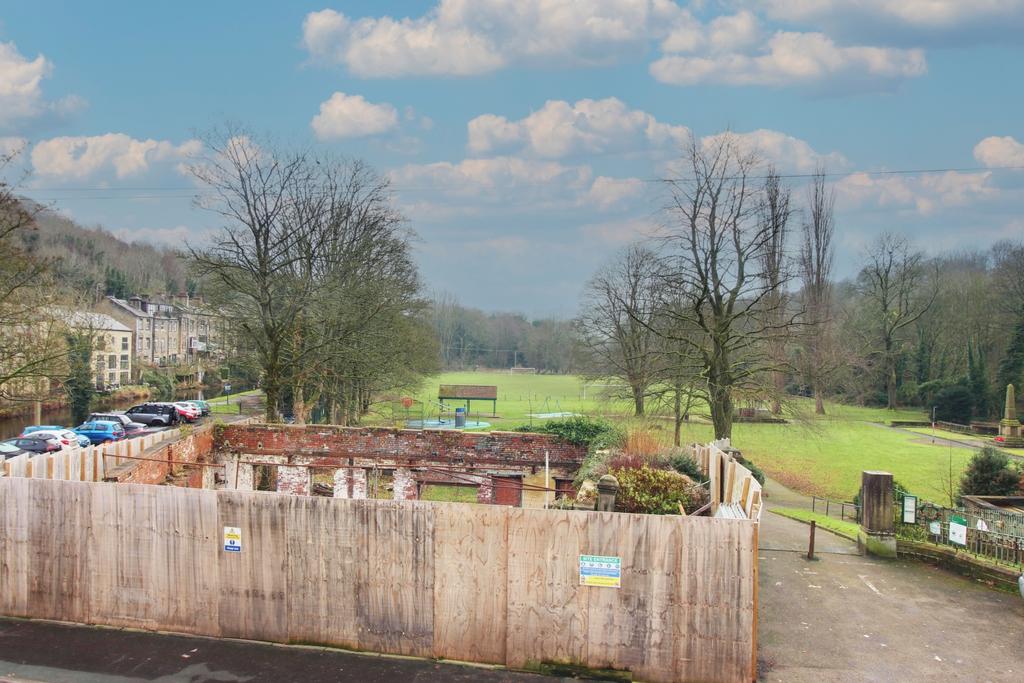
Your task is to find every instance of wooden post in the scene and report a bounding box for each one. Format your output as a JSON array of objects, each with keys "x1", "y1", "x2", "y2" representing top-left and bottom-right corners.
[{"x1": 807, "y1": 521, "x2": 816, "y2": 560}]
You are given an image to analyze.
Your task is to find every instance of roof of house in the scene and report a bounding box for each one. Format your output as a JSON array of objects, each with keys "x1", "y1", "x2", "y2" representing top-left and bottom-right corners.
[{"x1": 55, "y1": 309, "x2": 132, "y2": 333}]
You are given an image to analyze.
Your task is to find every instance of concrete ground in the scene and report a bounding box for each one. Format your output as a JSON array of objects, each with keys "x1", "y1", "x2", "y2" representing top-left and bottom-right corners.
[
  {"x1": 758, "y1": 480, "x2": 1024, "y2": 682},
  {"x1": 0, "y1": 618, "x2": 553, "y2": 683}
]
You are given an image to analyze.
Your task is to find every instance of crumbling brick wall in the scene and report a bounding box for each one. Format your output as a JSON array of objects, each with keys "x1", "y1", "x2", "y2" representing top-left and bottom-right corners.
[{"x1": 104, "y1": 428, "x2": 215, "y2": 485}]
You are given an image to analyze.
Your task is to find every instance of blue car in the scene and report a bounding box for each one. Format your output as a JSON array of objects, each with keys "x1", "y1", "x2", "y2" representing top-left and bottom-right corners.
[
  {"x1": 23, "y1": 424, "x2": 91, "y2": 448},
  {"x1": 73, "y1": 420, "x2": 126, "y2": 445}
]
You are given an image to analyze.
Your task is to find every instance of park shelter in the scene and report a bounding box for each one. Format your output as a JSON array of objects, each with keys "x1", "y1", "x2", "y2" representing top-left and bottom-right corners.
[{"x1": 438, "y1": 384, "x2": 498, "y2": 416}]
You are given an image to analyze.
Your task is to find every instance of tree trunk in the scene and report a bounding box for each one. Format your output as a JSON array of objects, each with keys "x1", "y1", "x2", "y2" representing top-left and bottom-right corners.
[
  {"x1": 673, "y1": 388, "x2": 682, "y2": 447},
  {"x1": 770, "y1": 369, "x2": 785, "y2": 415},
  {"x1": 814, "y1": 381, "x2": 826, "y2": 415},
  {"x1": 887, "y1": 361, "x2": 898, "y2": 410},
  {"x1": 631, "y1": 384, "x2": 645, "y2": 416},
  {"x1": 709, "y1": 382, "x2": 733, "y2": 440},
  {"x1": 293, "y1": 383, "x2": 305, "y2": 426}
]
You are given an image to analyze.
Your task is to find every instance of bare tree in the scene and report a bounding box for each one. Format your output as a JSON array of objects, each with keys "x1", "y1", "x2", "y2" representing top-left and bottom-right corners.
[
  {"x1": 659, "y1": 134, "x2": 796, "y2": 439},
  {"x1": 800, "y1": 168, "x2": 836, "y2": 415},
  {"x1": 757, "y1": 168, "x2": 792, "y2": 414},
  {"x1": 575, "y1": 244, "x2": 663, "y2": 416},
  {"x1": 857, "y1": 233, "x2": 934, "y2": 410},
  {"x1": 188, "y1": 128, "x2": 312, "y2": 421}
]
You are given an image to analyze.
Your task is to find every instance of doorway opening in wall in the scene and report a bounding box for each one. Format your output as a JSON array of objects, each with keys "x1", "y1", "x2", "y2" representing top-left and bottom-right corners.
[{"x1": 255, "y1": 465, "x2": 275, "y2": 491}]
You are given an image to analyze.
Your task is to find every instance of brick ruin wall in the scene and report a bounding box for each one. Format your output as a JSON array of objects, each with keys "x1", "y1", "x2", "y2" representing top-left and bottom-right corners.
[{"x1": 215, "y1": 424, "x2": 587, "y2": 506}]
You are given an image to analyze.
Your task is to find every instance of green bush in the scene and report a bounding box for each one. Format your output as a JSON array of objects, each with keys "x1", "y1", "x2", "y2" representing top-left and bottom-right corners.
[
  {"x1": 515, "y1": 415, "x2": 625, "y2": 450},
  {"x1": 667, "y1": 450, "x2": 706, "y2": 482},
  {"x1": 932, "y1": 385, "x2": 973, "y2": 424},
  {"x1": 960, "y1": 447, "x2": 1020, "y2": 498},
  {"x1": 611, "y1": 465, "x2": 696, "y2": 515}
]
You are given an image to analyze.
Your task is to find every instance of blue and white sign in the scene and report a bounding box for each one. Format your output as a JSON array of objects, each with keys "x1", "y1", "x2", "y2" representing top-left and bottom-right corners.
[
  {"x1": 224, "y1": 526, "x2": 242, "y2": 552},
  {"x1": 579, "y1": 554, "x2": 621, "y2": 588}
]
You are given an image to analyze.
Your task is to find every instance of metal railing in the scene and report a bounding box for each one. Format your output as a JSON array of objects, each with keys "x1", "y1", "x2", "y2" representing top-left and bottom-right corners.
[{"x1": 811, "y1": 496, "x2": 860, "y2": 522}]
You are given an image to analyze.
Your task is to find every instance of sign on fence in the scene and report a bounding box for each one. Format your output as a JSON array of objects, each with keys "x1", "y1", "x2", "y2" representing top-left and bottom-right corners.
[
  {"x1": 949, "y1": 515, "x2": 968, "y2": 546},
  {"x1": 223, "y1": 526, "x2": 242, "y2": 552},
  {"x1": 579, "y1": 554, "x2": 621, "y2": 588},
  {"x1": 902, "y1": 495, "x2": 917, "y2": 524}
]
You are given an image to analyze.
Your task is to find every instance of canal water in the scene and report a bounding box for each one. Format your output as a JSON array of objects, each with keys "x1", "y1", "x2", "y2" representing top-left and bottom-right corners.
[{"x1": 0, "y1": 385, "x2": 244, "y2": 440}]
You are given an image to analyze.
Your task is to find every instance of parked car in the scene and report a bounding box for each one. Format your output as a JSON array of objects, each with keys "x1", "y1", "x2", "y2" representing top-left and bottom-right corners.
[
  {"x1": 23, "y1": 425, "x2": 91, "y2": 448},
  {"x1": 170, "y1": 402, "x2": 200, "y2": 422},
  {"x1": 89, "y1": 412, "x2": 148, "y2": 436},
  {"x1": 3, "y1": 435, "x2": 61, "y2": 454},
  {"x1": 0, "y1": 440, "x2": 28, "y2": 459},
  {"x1": 184, "y1": 400, "x2": 210, "y2": 416},
  {"x1": 18, "y1": 428, "x2": 79, "y2": 449},
  {"x1": 125, "y1": 403, "x2": 179, "y2": 427},
  {"x1": 74, "y1": 420, "x2": 126, "y2": 445}
]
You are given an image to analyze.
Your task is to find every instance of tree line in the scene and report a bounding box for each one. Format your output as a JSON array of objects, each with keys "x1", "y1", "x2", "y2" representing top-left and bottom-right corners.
[{"x1": 575, "y1": 134, "x2": 1024, "y2": 440}]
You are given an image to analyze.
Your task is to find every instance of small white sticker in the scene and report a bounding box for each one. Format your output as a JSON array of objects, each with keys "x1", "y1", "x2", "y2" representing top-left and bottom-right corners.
[{"x1": 224, "y1": 526, "x2": 241, "y2": 552}]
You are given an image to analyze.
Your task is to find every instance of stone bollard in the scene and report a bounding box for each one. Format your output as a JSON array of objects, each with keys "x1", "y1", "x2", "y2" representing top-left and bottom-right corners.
[
  {"x1": 596, "y1": 474, "x2": 619, "y2": 512},
  {"x1": 859, "y1": 470, "x2": 896, "y2": 558}
]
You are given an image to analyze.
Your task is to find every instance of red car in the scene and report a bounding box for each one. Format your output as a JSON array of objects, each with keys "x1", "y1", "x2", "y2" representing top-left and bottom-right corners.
[{"x1": 170, "y1": 402, "x2": 200, "y2": 422}]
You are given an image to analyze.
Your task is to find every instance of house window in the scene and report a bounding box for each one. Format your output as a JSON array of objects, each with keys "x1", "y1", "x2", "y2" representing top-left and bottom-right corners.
[
  {"x1": 120, "y1": 354, "x2": 129, "y2": 366},
  {"x1": 108, "y1": 371, "x2": 116, "y2": 384},
  {"x1": 108, "y1": 354, "x2": 117, "y2": 367},
  {"x1": 120, "y1": 371, "x2": 130, "y2": 385},
  {"x1": 121, "y1": 337, "x2": 128, "y2": 350}
]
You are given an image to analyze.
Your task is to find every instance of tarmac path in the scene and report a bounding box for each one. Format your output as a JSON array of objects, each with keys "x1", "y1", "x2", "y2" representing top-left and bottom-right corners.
[{"x1": 757, "y1": 479, "x2": 1024, "y2": 682}]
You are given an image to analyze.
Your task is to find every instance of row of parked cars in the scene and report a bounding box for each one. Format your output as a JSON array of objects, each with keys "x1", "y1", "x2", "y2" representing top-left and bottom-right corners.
[{"x1": 0, "y1": 400, "x2": 211, "y2": 459}]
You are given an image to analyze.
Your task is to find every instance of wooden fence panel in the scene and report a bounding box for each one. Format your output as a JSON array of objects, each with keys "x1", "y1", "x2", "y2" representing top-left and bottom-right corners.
[
  {"x1": 216, "y1": 490, "x2": 289, "y2": 642},
  {"x1": 0, "y1": 476, "x2": 31, "y2": 617},
  {"x1": 0, "y1": 477, "x2": 757, "y2": 683},
  {"x1": 432, "y1": 503, "x2": 509, "y2": 664},
  {"x1": 26, "y1": 479, "x2": 92, "y2": 623},
  {"x1": 285, "y1": 495, "x2": 362, "y2": 650},
  {"x1": 505, "y1": 507, "x2": 590, "y2": 670},
  {"x1": 355, "y1": 500, "x2": 435, "y2": 658}
]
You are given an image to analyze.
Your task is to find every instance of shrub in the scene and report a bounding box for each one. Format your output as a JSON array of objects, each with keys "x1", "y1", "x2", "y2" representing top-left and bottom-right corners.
[
  {"x1": 666, "y1": 450, "x2": 705, "y2": 482},
  {"x1": 611, "y1": 465, "x2": 698, "y2": 515},
  {"x1": 624, "y1": 429, "x2": 660, "y2": 458},
  {"x1": 960, "y1": 447, "x2": 1020, "y2": 498},
  {"x1": 932, "y1": 385, "x2": 973, "y2": 424},
  {"x1": 514, "y1": 416, "x2": 625, "y2": 450},
  {"x1": 739, "y1": 457, "x2": 766, "y2": 486}
]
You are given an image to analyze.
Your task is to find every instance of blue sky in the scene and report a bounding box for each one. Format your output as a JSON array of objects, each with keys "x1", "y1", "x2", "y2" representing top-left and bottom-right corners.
[{"x1": 1, "y1": 1, "x2": 1022, "y2": 316}]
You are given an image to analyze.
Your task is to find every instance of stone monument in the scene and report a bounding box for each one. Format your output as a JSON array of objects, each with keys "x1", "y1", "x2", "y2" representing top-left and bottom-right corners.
[{"x1": 998, "y1": 384, "x2": 1024, "y2": 448}]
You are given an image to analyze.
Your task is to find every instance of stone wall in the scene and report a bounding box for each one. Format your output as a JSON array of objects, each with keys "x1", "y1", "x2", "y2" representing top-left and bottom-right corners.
[{"x1": 104, "y1": 427, "x2": 215, "y2": 485}]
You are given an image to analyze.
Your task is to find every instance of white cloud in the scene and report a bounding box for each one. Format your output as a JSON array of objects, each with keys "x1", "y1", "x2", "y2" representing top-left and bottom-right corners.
[
  {"x1": 390, "y1": 156, "x2": 592, "y2": 203},
  {"x1": 0, "y1": 40, "x2": 83, "y2": 128},
  {"x1": 467, "y1": 97, "x2": 689, "y2": 159},
  {"x1": 310, "y1": 92, "x2": 399, "y2": 140},
  {"x1": 763, "y1": 0, "x2": 1024, "y2": 31},
  {"x1": 31, "y1": 134, "x2": 201, "y2": 179},
  {"x1": 301, "y1": 1, "x2": 684, "y2": 77},
  {"x1": 973, "y1": 136, "x2": 1024, "y2": 168},
  {"x1": 584, "y1": 176, "x2": 645, "y2": 210},
  {"x1": 652, "y1": 30, "x2": 926, "y2": 88},
  {"x1": 700, "y1": 129, "x2": 847, "y2": 172},
  {"x1": 113, "y1": 225, "x2": 194, "y2": 246},
  {"x1": 836, "y1": 170, "x2": 997, "y2": 215}
]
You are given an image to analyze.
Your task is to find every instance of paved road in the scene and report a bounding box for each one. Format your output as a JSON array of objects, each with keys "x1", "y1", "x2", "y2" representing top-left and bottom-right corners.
[
  {"x1": 0, "y1": 619, "x2": 553, "y2": 683},
  {"x1": 758, "y1": 486, "x2": 1024, "y2": 682}
]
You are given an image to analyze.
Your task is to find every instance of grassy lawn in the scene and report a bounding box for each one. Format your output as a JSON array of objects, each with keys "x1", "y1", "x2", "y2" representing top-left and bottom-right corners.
[
  {"x1": 420, "y1": 484, "x2": 478, "y2": 503},
  {"x1": 770, "y1": 507, "x2": 861, "y2": 541},
  {"x1": 902, "y1": 426, "x2": 1024, "y2": 457},
  {"x1": 208, "y1": 389, "x2": 261, "y2": 415},
  {"x1": 241, "y1": 370, "x2": 983, "y2": 505}
]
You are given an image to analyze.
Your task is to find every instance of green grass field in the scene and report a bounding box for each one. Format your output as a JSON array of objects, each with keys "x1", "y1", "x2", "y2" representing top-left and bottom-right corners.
[
  {"x1": 770, "y1": 507, "x2": 861, "y2": 541},
  {"x1": 382, "y1": 371, "x2": 978, "y2": 504}
]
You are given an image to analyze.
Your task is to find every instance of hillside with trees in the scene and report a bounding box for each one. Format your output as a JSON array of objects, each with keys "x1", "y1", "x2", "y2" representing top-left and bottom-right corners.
[{"x1": 17, "y1": 202, "x2": 191, "y2": 300}]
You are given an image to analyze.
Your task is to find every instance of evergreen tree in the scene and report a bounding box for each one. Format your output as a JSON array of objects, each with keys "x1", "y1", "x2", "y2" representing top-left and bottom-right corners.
[
  {"x1": 967, "y1": 341, "x2": 992, "y2": 419},
  {"x1": 960, "y1": 447, "x2": 1020, "y2": 498},
  {"x1": 65, "y1": 332, "x2": 95, "y2": 424},
  {"x1": 996, "y1": 310, "x2": 1024, "y2": 399}
]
